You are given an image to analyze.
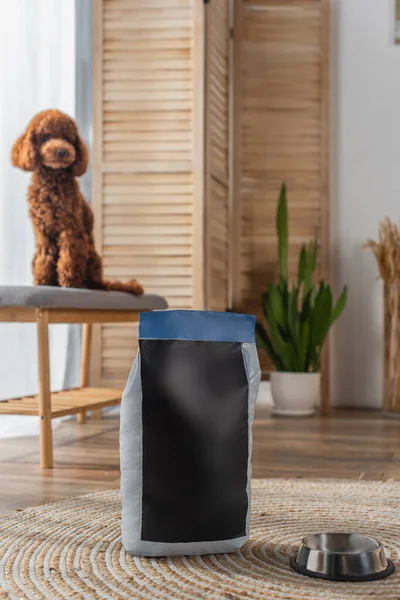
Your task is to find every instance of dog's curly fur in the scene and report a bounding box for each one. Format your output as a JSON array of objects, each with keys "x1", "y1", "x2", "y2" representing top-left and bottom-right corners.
[{"x1": 11, "y1": 109, "x2": 143, "y2": 295}]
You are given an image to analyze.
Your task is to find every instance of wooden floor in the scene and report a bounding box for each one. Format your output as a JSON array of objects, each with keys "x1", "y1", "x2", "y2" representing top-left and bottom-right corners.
[{"x1": 1, "y1": 408, "x2": 400, "y2": 516}]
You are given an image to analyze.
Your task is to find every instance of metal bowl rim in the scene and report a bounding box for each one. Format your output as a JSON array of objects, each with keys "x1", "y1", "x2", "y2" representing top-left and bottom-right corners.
[{"x1": 300, "y1": 532, "x2": 382, "y2": 555}]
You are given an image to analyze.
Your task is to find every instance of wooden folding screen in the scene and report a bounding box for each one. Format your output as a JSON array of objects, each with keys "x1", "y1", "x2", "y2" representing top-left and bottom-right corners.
[
  {"x1": 92, "y1": 0, "x2": 329, "y2": 399},
  {"x1": 92, "y1": 0, "x2": 230, "y2": 389},
  {"x1": 204, "y1": 0, "x2": 230, "y2": 311},
  {"x1": 232, "y1": 0, "x2": 330, "y2": 403}
]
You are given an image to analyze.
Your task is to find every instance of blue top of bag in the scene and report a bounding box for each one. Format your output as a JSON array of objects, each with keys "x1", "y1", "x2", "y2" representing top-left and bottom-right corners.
[{"x1": 139, "y1": 310, "x2": 256, "y2": 343}]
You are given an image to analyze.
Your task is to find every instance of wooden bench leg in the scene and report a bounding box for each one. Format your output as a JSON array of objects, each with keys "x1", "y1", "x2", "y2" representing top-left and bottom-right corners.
[
  {"x1": 77, "y1": 323, "x2": 92, "y2": 424},
  {"x1": 36, "y1": 309, "x2": 53, "y2": 469},
  {"x1": 91, "y1": 409, "x2": 102, "y2": 420},
  {"x1": 77, "y1": 412, "x2": 87, "y2": 424}
]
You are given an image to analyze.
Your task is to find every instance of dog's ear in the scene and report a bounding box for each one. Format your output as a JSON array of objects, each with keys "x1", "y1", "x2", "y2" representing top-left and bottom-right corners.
[
  {"x1": 11, "y1": 129, "x2": 38, "y2": 171},
  {"x1": 72, "y1": 134, "x2": 88, "y2": 177}
]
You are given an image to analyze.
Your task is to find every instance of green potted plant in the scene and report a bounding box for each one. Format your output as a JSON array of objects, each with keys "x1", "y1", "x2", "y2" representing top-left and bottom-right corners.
[{"x1": 256, "y1": 184, "x2": 347, "y2": 416}]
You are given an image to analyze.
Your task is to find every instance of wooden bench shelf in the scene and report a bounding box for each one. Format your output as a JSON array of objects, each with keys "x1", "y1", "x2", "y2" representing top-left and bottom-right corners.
[
  {"x1": 0, "y1": 300, "x2": 166, "y2": 469},
  {"x1": 0, "y1": 387, "x2": 122, "y2": 418}
]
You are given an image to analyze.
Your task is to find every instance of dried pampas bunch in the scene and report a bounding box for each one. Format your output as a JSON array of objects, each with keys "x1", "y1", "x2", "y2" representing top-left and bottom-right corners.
[
  {"x1": 367, "y1": 218, "x2": 400, "y2": 413},
  {"x1": 365, "y1": 218, "x2": 400, "y2": 283}
]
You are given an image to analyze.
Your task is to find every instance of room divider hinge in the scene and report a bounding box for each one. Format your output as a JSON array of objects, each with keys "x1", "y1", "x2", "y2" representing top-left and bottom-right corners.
[{"x1": 230, "y1": 26, "x2": 234, "y2": 39}]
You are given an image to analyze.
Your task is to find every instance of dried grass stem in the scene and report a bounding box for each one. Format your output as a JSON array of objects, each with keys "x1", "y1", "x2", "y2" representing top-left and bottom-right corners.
[{"x1": 365, "y1": 218, "x2": 400, "y2": 283}]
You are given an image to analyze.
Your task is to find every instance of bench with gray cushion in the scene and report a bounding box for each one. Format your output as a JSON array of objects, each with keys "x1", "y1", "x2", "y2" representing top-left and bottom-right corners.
[{"x1": 0, "y1": 286, "x2": 167, "y2": 468}]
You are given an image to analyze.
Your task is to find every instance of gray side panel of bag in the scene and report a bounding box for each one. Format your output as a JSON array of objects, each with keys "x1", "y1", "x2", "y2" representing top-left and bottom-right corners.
[
  {"x1": 120, "y1": 352, "x2": 143, "y2": 554},
  {"x1": 241, "y1": 342, "x2": 261, "y2": 539}
]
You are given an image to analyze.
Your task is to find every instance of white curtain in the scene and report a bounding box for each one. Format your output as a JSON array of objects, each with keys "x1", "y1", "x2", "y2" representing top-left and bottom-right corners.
[{"x1": 0, "y1": 1, "x2": 80, "y2": 429}]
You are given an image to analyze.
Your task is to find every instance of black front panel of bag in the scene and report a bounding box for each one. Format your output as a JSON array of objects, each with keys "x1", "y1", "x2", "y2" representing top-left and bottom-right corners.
[{"x1": 139, "y1": 339, "x2": 249, "y2": 544}]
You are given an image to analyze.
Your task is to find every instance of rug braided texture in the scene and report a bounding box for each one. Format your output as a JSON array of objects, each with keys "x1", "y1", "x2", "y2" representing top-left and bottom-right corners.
[{"x1": 1, "y1": 478, "x2": 400, "y2": 599}]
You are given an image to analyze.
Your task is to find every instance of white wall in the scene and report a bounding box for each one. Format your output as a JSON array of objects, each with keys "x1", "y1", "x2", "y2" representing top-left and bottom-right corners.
[
  {"x1": 331, "y1": 0, "x2": 400, "y2": 407},
  {"x1": 0, "y1": 1, "x2": 79, "y2": 441}
]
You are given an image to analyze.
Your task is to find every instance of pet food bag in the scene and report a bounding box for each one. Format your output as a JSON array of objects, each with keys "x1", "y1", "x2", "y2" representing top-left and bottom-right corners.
[{"x1": 120, "y1": 310, "x2": 261, "y2": 557}]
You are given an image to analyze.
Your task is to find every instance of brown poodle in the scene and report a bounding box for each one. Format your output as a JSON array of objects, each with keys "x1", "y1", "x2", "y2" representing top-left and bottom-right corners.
[{"x1": 11, "y1": 109, "x2": 143, "y2": 295}]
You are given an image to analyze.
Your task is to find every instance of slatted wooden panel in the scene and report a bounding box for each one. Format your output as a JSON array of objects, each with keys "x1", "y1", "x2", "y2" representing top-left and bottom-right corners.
[
  {"x1": 204, "y1": 0, "x2": 230, "y2": 311},
  {"x1": 232, "y1": 0, "x2": 330, "y2": 381},
  {"x1": 92, "y1": 0, "x2": 205, "y2": 388}
]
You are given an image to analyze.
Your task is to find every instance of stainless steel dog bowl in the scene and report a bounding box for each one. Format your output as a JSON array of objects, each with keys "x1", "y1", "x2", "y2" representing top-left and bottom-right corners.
[{"x1": 290, "y1": 533, "x2": 395, "y2": 582}]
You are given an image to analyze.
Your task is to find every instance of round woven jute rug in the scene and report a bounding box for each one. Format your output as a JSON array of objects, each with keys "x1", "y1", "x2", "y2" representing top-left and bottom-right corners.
[{"x1": 1, "y1": 478, "x2": 400, "y2": 600}]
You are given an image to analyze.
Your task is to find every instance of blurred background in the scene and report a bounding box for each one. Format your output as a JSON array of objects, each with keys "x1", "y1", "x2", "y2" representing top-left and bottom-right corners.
[{"x1": 1, "y1": 0, "x2": 400, "y2": 430}]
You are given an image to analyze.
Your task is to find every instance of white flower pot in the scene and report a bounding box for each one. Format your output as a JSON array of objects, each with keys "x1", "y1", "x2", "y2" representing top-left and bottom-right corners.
[{"x1": 270, "y1": 372, "x2": 320, "y2": 416}]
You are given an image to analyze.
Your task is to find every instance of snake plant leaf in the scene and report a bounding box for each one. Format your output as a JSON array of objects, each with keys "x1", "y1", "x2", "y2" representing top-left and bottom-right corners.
[
  {"x1": 298, "y1": 245, "x2": 307, "y2": 285},
  {"x1": 278, "y1": 323, "x2": 290, "y2": 343},
  {"x1": 254, "y1": 181, "x2": 348, "y2": 373},
  {"x1": 329, "y1": 286, "x2": 348, "y2": 327},
  {"x1": 303, "y1": 239, "x2": 318, "y2": 298},
  {"x1": 298, "y1": 321, "x2": 310, "y2": 371},
  {"x1": 287, "y1": 288, "x2": 300, "y2": 349},
  {"x1": 277, "y1": 279, "x2": 289, "y2": 315},
  {"x1": 310, "y1": 285, "x2": 318, "y2": 306},
  {"x1": 268, "y1": 284, "x2": 286, "y2": 329},
  {"x1": 312, "y1": 350, "x2": 321, "y2": 372},
  {"x1": 277, "y1": 276, "x2": 288, "y2": 294},
  {"x1": 310, "y1": 284, "x2": 332, "y2": 348},
  {"x1": 266, "y1": 314, "x2": 294, "y2": 371},
  {"x1": 300, "y1": 289, "x2": 313, "y2": 324},
  {"x1": 276, "y1": 183, "x2": 288, "y2": 282},
  {"x1": 309, "y1": 346, "x2": 322, "y2": 372},
  {"x1": 255, "y1": 322, "x2": 284, "y2": 371},
  {"x1": 286, "y1": 345, "x2": 299, "y2": 372},
  {"x1": 308, "y1": 239, "x2": 318, "y2": 273}
]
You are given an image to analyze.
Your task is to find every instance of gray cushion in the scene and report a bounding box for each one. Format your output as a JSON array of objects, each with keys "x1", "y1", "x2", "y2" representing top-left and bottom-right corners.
[{"x1": 0, "y1": 286, "x2": 168, "y2": 311}]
